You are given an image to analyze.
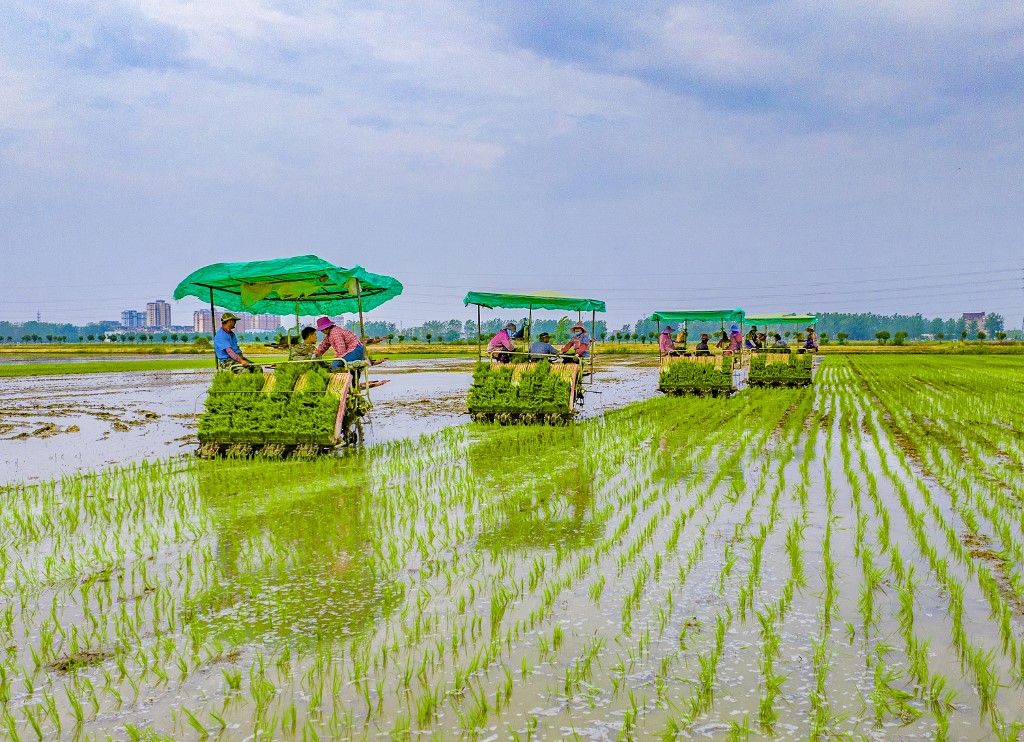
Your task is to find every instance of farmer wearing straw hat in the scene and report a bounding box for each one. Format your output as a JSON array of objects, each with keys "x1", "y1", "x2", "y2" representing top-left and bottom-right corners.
[
  {"x1": 560, "y1": 323, "x2": 592, "y2": 364},
  {"x1": 312, "y1": 316, "x2": 385, "y2": 370},
  {"x1": 659, "y1": 325, "x2": 681, "y2": 357},
  {"x1": 214, "y1": 313, "x2": 255, "y2": 372}
]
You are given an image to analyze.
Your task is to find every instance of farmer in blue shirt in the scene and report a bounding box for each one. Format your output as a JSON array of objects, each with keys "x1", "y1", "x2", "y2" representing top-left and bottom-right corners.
[{"x1": 214, "y1": 313, "x2": 255, "y2": 371}]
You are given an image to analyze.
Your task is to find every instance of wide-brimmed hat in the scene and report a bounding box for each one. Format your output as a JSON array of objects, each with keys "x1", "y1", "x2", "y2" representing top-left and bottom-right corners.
[
  {"x1": 662, "y1": 325, "x2": 674, "y2": 333},
  {"x1": 220, "y1": 312, "x2": 239, "y2": 323},
  {"x1": 315, "y1": 316, "x2": 336, "y2": 332},
  {"x1": 571, "y1": 323, "x2": 586, "y2": 332},
  {"x1": 538, "y1": 332, "x2": 551, "y2": 340},
  {"x1": 730, "y1": 324, "x2": 739, "y2": 333}
]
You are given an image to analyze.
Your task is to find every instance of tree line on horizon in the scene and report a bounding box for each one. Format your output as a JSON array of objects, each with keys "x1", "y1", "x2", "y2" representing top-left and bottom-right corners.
[{"x1": 0, "y1": 311, "x2": 1012, "y2": 344}]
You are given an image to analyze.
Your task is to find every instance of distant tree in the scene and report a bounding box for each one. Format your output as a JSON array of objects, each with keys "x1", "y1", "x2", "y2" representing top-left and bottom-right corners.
[
  {"x1": 996, "y1": 331, "x2": 1007, "y2": 341},
  {"x1": 86, "y1": 334, "x2": 95, "y2": 341},
  {"x1": 875, "y1": 330, "x2": 890, "y2": 345},
  {"x1": 599, "y1": 331, "x2": 607, "y2": 341},
  {"x1": 387, "y1": 333, "x2": 394, "y2": 345},
  {"x1": 977, "y1": 330, "x2": 987, "y2": 341},
  {"x1": 425, "y1": 332, "x2": 432, "y2": 344},
  {"x1": 984, "y1": 313, "x2": 1004, "y2": 338},
  {"x1": 936, "y1": 332, "x2": 945, "y2": 342},
  {"x1": 960, "y1": 330, "x2": 968, "y2": 341},
  {"x1": 397, "y1": 335, "x2": 405, "y2": 343},
  {"x1": 160, "y1": 334, "x2": 169, "y2": 342},
  {"x1": 836, "y1": 332, "x2": 848, "y2": 345},
  {"x1": 818, "y1": 332, "x2": 830, "y2": 345},
  {"x1": 893, "y1": 331, "x2": 908, "y2": 346}
]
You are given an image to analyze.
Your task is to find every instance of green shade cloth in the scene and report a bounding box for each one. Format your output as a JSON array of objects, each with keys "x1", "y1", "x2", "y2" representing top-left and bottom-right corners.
[
  {"x1": 649, "y1": 309, "x2": 745, "y2": 323},
  {"x1": 464, "y1": 291, "x2": 606, "y2": 312},
  {"x1": 746, "y1": 313, "x2": 817, "y2": 326},
  {"x1": 173, "y1": 255, "x2": 403, "y2": 316}
]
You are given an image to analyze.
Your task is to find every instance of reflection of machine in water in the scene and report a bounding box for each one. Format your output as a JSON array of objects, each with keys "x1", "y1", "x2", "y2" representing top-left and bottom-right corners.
[
  {"x1": 468, "y1": 428, "x2": 606, "y2": 552},
  {"x1": 188, "y1": 462, "x2": 403, "y2": 648}
]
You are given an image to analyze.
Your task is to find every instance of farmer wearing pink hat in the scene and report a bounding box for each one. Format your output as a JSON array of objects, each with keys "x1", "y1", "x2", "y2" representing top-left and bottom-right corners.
[{"x1": 313, "y1": 316, "x2": 375, "y2": 369}]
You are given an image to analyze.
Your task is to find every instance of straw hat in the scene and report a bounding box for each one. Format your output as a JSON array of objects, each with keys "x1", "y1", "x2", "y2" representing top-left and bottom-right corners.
[
  {"x1": 220, "y1": 312, "x2": 239, "y2": 323},
  {"x1": 571, "y1": 323, "x2": 586, "y2": 332},
  {"x1": 315, "y1": 316, "x2": 335, "y2": 331}
]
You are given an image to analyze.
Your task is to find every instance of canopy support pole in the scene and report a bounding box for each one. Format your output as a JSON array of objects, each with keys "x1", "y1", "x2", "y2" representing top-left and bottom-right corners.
[
  {"x1": 355, "y1": 279, "x2": 370, "y2": 397},
  {"x1": 476, "y1": 304, "x2": 482, "y2": 361},
  {"x1": 528, "y1": 307, "x2": 532, "y2": 343},
  {"x1": 656, "y1": 318, "x2": 662, "y2": 365},
  {"x1": 208, "y1": 288, "x2": 218, "y2": 369},
  {"x1": 590, "y1": 310, "x2": 596, "y2": 380},
  {"x1": 292, "y1": 301, "x2": 300, "y2": 361}
]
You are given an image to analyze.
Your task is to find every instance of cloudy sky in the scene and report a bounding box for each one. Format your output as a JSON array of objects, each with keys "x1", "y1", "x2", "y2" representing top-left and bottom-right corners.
[{"x1": 1, "y1": 0, "x2": 1022, "y2": 328}]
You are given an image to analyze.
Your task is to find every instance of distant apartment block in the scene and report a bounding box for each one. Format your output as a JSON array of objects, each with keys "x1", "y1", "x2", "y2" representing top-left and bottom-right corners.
[
  {"x1": 146, "y1": 300, "x2": 172, "y2": 328},
  {"x1": 194, "y1": 310, "x2": 280, "y2": 334},
  {"x1": 121, "y1": 309, "x2": 146, "y2": 328}
]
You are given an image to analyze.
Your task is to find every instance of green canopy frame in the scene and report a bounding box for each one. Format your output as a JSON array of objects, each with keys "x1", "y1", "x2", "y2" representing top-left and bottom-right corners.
[
  {"x1": 464, "y1": 290, "x2": 606, "y2": 376},
  {"x1": 745, "y1": 313, "x2": 817, "y2": 326},
  {"x1": 174, "y1": 254, "x2": 402, "y2": 369},
  {"x1": 648, "y1": 309, "x2": 747, "y2": 363}
]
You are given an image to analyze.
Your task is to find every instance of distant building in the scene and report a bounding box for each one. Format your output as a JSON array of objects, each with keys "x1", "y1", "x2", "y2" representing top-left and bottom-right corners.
[
  {"x1": 962, "y1": 312, "x2": 986, "y2": 332},
  {"x1": 146, "y1": 300, "x2": 172, "y2": 328},
  {"x1": 193, "y1": 310, "x2": 280, "y2": 334},
  {"x1": 121, "y1": 309, "x2": 145, "y2": 328}
]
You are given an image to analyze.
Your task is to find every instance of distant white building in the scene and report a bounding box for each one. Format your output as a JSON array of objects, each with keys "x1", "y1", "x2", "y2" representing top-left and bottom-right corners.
[
  {"x1": 121, "y1": 309, "x2": 145, "y2": 328},
  {"x1": 193, "y1": 309, "x2": 280, "y2": 334}
]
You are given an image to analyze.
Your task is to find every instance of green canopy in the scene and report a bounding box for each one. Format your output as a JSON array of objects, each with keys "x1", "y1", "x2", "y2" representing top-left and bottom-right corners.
[
  {"x1": 464, "y1": 291, "x2": 605, "y2": 312},
  {"x1": 746, "y1": 313, "x2": 817, "y2": 326},
  {"x1": 649, "y1": 309, "x2": 745, "y2": 324},
  {"x1": 173, "y1": 255, "x2": 403, "y2": 316}
]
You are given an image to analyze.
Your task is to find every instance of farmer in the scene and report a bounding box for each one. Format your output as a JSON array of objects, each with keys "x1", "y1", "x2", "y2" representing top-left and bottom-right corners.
[
  {"x1": 487, "y1": 322, "x2": 517, "y2": 363},
  {"x1": 289, "y1": 326, "x2": 319, "y2": 361},
  {"x1": 560, "y1": 323, "x2": 591, "y2": 364},
  {"x1": 529, "y1": 331, "x2": 559, "y2": 361},
  {"x1": 674, "y1": 326, "x2": 688, "y2": 348},
  {"x1": 772, "y1": 333, "x2": 788, "y2": 348},
  {"x1": 694, "y1": 333, "x2": 712, "y2": 355},
  {"x1": 715, "y1": 330, "x2": 729, "y2": 351},
  {"x1": 659, "y1": 325, "x2": 681, "y2": 357},
  {"x1": 214, "y1": 312, "x2": 255, "y2": 372},
  {"x1": 313, "y1": 316, "x2": 384, "y2": 370},
  {"x1": 804, "y1": 327, "x2": 819, "y2": 352},
  {"x1": 745, "y1": 325, "x2": 762, "y2": 350},
  {"x1": 725, "y1": 324, "x2": 743, "y2": 355}
]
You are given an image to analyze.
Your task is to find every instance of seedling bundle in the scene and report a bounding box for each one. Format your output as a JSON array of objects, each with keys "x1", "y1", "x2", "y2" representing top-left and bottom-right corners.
[
  {"x1": 467, "y1": 360, "x2": 580, "y2": 424},
  {"x1": 198, "y1": 366, "x2": 355, "y2": 452},
  {"x1": 748, "y1": 352, "x2": 813, "y2": 387},
  {"x1": 658, "y1": 356, "x2": 735, "y2": 396}
]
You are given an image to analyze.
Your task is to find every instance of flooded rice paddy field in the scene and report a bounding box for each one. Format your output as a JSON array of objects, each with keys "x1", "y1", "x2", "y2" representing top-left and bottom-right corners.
[
  {"x1": 0, "y1": 358, "x2": 655, "y2": 483},
  {"x1": 1, "y1": 355, "x2": 1024, "y2": 739}
]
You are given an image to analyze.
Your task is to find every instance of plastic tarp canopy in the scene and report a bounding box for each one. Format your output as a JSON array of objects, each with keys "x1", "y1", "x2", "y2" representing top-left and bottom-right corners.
[
  {"x1": 464, "y1": 291, "x2": 606, "y2": 312},
  {"x1": 173, "y1": 255, "x2": 403, "y2": 316},
  {"x1": 746, "y1": 313, "x2": 817, "y2": 326},
  {"x1": 649, "y1": 309, "x2": 745, "y2": 323}
]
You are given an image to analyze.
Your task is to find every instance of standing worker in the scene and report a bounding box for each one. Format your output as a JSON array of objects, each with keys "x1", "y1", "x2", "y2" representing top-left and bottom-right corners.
[
  {"x1": 214, "y1": 312, "x2": 255, "y2": 372},
  {"x1": 313, "y1": 316, "x2": 384, "y2": 369}
]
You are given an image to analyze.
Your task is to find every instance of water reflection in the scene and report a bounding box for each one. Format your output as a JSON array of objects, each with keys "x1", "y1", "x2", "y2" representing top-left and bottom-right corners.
[{"x1": 189, "y1": 461, "x2": 402, "y2": 647}]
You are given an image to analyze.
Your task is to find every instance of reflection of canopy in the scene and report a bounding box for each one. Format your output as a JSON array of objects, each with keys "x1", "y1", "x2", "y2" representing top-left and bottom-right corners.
[
  {"x1": 649, "y1": 309, "x2": 745, "y2": 323},
  {"x1": 746, "y1": 313, "x2": 817, "y2": 326},
  {"x1": 464, "y1": 291, "x2": 605, "y2": 312},
  {"x1": 173, "y1": 255, "x2": 403, "y2": 316}
]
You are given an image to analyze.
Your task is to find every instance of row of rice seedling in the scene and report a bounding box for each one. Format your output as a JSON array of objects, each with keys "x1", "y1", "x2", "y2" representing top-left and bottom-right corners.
[{"x1": 1, "y1": 354, "x2": 1023, "y2": 737}]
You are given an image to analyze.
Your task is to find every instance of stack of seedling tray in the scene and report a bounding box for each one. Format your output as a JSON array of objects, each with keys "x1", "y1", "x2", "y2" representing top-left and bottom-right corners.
[
  {"x1": 467, "y1": 360, "x2": 580, "y2": 424},
  {"x1": 197, "y1": 365, "x2": 353, "y2": 454},
  {"x1": 658, "y1": 355, "x2": 736, "y2": 396},
  {"x1": 748, "y1": 351, "x2": 814, "y2": 387}
]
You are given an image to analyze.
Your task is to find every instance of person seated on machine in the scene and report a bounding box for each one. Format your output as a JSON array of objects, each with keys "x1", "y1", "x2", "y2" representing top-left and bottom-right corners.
[
  {"x1": 312, "y1": 316, "x2": 385, "y2": 370},
  {"x1": 529, "y1": 331, "x2": 559, "y2": 361},
  {"x1": 560, "y1": 323, "x2": 591, "y2": 364},
  {"x1": 772, "y1": 333, "x2": 788, "y2": 349},
  {"x1": 487, "y1": 322, "x2": 517, "y2": 363},
  {"x1": 694, "y1": 333, "x2": 712, "y2": 355},
  {"x1": 289, "y1": 326, "x2": 319, "y2": 361},
  {"x1": 659, "y1": 325, "x2": 682, "y2": 357},
  {"x1": 214, "y1": 313, "x2": 257, "y2": 372}
]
